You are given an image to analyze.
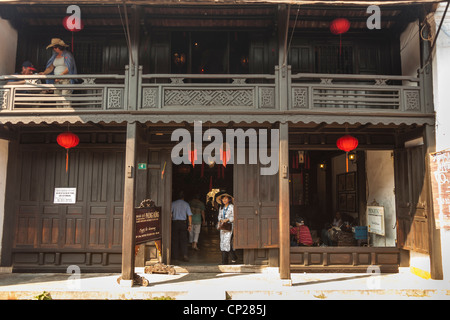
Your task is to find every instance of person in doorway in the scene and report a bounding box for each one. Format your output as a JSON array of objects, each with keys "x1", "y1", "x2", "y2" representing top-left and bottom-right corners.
[
  {"x1": 321, "y1": 211, "x2": 343, "y2": 246},
  {"x1": 189, "y1": 193, "x2": 206, "y2": 251},
  {"x1": 216, "y1": 193, "x2": 238, "y2": 264},
  {"x1": 171, "y1": 191, "x2": 193, "y2": 262},
  {"x1": 290, "y1": 216, "x2": 313, "y2": 246},
  {"x1": 40, "y1": 38, "x2": 77, "y2": 97},
  {"x1": 205, "y1": 196, "x2": 217, "y2": 227}
]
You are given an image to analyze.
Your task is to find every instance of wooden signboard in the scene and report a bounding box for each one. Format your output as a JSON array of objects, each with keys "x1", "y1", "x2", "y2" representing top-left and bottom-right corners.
[
  {"x1": 429, "y1": 149, "x2": 450, "y2": 229},
  {"x1": 135, "y1": 206, "x2": 162, "y2": 245}
]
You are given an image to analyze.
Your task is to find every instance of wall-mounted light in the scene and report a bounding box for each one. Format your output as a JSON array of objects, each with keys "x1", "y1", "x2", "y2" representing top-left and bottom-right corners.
[
  {"x1": 348, "y1": 152, "x2": 357, "y2": 162},
  {"x1": 319, "y1": 162, "x2": 327, "y2": 170}
]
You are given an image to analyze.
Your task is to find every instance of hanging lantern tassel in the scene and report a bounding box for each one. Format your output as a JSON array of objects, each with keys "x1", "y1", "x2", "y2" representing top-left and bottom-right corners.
[
  {"x1": 65, "y1": 148, "x2": 69, "y2": 172},
  {"x1": 346, "y1": 151, "x2": 349, "y2": 173},
  {"x1": 57, "y1": 132, "x2": 80, "y2": 173}
]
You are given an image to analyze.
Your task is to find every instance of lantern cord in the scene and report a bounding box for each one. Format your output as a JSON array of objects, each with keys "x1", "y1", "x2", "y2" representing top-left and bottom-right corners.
[
  {"x1": 282, "y1": 4, "x2": 291, "y2": 67},
  {"x1": 286, "y1": 5, "x2": 301, "y2": 66},
  {"x1": 118, "y1": 2, "x2": 135, "y2": 67},
  {"x1": 66, "y1": 149, "x2": 69, "y2": 173}
]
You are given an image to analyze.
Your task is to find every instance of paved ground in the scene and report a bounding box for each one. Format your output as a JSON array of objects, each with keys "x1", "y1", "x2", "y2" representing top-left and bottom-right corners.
[{"x1": 0, "y1": 266, "x2": 449, "y2": 300}]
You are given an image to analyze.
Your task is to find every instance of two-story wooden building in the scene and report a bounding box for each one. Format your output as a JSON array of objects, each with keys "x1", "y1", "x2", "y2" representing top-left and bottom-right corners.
[{"x1": 0, "y1": 0, "x2": 444, "y2": 282}]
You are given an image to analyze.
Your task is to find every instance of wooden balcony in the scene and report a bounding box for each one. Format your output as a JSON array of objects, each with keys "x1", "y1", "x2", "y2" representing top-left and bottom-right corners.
[
  {"x1": 0, "y1": 73, "x2": 127, "y2": 111},
  {"x1": 0, "y1": 66, "x2": 433, "y2": 126}
]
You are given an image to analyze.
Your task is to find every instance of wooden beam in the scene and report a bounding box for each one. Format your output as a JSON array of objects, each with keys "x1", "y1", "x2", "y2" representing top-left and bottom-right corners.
[
  {"x1": 121, "y1": 121, "x2": 137, "y2": 284},
  {"x1": 279, "y1": 122, "x2": 290, "y2": 280}
]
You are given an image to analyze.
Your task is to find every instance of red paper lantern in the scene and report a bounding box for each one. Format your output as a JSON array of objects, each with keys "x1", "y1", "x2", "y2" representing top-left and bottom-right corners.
[
  {"x1": 62, "y1": 16, "x2": 84, "y2": 32},
  {"x1": 220, "y1": 144, "x2": 231, "y2": 168},
  {"x1": 57, "y1": 132, "x2": 79, "y2": 172},
  {"x1": 336, "y1": 135, "x2": 358, "y2": 152},
  {"x1": 189, "y1": 149, "x2": 197, "y2": 167},
  {"x1": 330, "y1": 18, "x2": 350, "y2": 35}
]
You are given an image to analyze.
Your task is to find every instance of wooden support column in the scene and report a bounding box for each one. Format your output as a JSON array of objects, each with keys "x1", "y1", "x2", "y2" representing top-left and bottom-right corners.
[
  {"x1": 279, "y1": 122, "x2": 290, "y2": 280},
  {"x1": 125, "y1": 4, "x2": 140, "y2": 111},
  {"x1": 277, "y1": 4, "x2": 291, "y2": 280},
  {"x1": 121, "y1": 122, "x2": 137, "y2": 284}
]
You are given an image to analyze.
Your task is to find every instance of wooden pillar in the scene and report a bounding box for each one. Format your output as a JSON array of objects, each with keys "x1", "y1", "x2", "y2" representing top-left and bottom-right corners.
[
  {"x1": 121, "y1": 4, "x2": 140, "y2": 285},
  {"x1": 126, "y1": 4, "x2": 140, "y2": 111},
  {"x1": 121, "y1": 122, "x2": 137, "y2": 284},
  {"x1": 279, "y1": 122, "x2": 290, "y2": 280},
  {"x1": 277, "y1": 4, "x2": 291, "y2": 280}
]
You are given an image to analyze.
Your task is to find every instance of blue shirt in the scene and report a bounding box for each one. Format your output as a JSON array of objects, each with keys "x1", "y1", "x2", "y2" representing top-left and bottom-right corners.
[{"x1": 171, "y1": 199, "x2": 192, "y2": 221}]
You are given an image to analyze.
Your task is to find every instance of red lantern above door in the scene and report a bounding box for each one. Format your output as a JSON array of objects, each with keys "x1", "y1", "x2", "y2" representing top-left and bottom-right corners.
[
  {"x1": 57, "y1": 132, "x2": 79, "y2": 172},
  {"x1": 336, "y1": 134, "x2": 358, "y2": 152}
]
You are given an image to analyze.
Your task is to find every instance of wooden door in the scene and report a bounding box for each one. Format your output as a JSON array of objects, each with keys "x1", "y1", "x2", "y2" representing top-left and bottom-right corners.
[
  {"x1": 234, "y1": 161, "x2": 279, "y2": 249},
  {"x1": 394, "y1": 145, "x2": 429, "y2": 253},
  {"x1": 12, "y1": 146, "x2": 125, "y2": 269}
]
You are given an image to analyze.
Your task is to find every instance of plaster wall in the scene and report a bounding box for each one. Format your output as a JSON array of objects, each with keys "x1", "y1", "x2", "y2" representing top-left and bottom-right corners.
[
  {"x1": 365, "y1": 150, "x2": 396, "y2": 247},
  {"x1": 432, "y1": 3, "x2": 450, "y2": 280},
  {"x1": 0, "y1": 18, "x2": 17, "y2": 76}
]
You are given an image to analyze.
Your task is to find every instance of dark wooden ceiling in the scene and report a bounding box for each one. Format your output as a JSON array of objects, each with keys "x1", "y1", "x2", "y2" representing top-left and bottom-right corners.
[{"x1": 0, "y1": 3, "x2": 427, "y2": 31}]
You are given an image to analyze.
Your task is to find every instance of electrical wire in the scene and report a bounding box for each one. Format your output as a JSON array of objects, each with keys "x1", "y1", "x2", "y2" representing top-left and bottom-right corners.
[{"x1": 118, "y1": 1, "x2": 135, "y2": 67}]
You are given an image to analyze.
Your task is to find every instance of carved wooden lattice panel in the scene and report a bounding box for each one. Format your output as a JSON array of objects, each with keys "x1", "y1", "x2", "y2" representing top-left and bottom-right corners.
[
  {"x1": 107, "y1": 88, "x2": 124, "y2": 109},
  {"x1": 404, "y1": 90, "x2": 420, "y2": 112},
  {"x1": 0, "y1": 89, "x2": 10, "y2": 109},
  {"x1": 142, "y1": 87, "x2": 159, "y2": 109},
  {"x1": 163, "y1": 88, "x2": 254, "y2": 107}
]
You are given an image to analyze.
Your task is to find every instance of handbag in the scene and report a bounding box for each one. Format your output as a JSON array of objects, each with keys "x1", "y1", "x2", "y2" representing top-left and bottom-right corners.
[{"x1": 219, "y1": 220, "x2": 232, "y2": 231}]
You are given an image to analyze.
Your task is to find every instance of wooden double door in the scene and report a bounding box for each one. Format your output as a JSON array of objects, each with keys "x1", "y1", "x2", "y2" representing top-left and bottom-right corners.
[{"x1": 9, "y1": 146, "x2": 125, "y2": 271}]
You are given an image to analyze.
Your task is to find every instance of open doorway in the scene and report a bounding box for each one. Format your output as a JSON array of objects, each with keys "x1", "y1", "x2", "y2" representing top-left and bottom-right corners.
[
  {"x1": 289, "y1": 149, "x2": 396, "y2": 248},
  {"x1": 171, "y1": 162, "x2": 238, "y2": 265}
]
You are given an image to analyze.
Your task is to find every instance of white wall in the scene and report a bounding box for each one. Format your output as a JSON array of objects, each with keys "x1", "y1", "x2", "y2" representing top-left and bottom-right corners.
[
  {"x1": 0, "y1": 140, "x2": 8, "y2": 264},
  {"x1": 432, "y1": 3, "x2": 450, "y2": 281},
  {"x1": 365, "y1": 150, "x2": 396, "y2": 247},
  {"x1": 0, "y1": 18, "x2": 17, "y2": 76},
  {"x1": 400, "y1": 20, "x2": 421, "y2": 77}
]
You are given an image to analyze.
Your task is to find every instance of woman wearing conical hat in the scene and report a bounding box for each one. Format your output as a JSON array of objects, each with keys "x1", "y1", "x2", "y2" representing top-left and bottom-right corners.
[{"x1": 216, "y1": 193, "x2": 238, "y2": 265}]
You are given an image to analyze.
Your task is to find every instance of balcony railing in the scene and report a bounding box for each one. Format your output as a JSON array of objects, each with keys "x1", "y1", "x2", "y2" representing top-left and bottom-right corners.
[
  {"x1": 0, "y1": 66, "x2": 427, "y2": 116},
  {"x1": 138, "y1": 71, "x2": 277, "y2": 110},
  {"x1": 0, "y1": 73, "x2": 127, "y2": 111},
  {"x1": 289, "y1": 72, "x2": 423, "y2": 112}
]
